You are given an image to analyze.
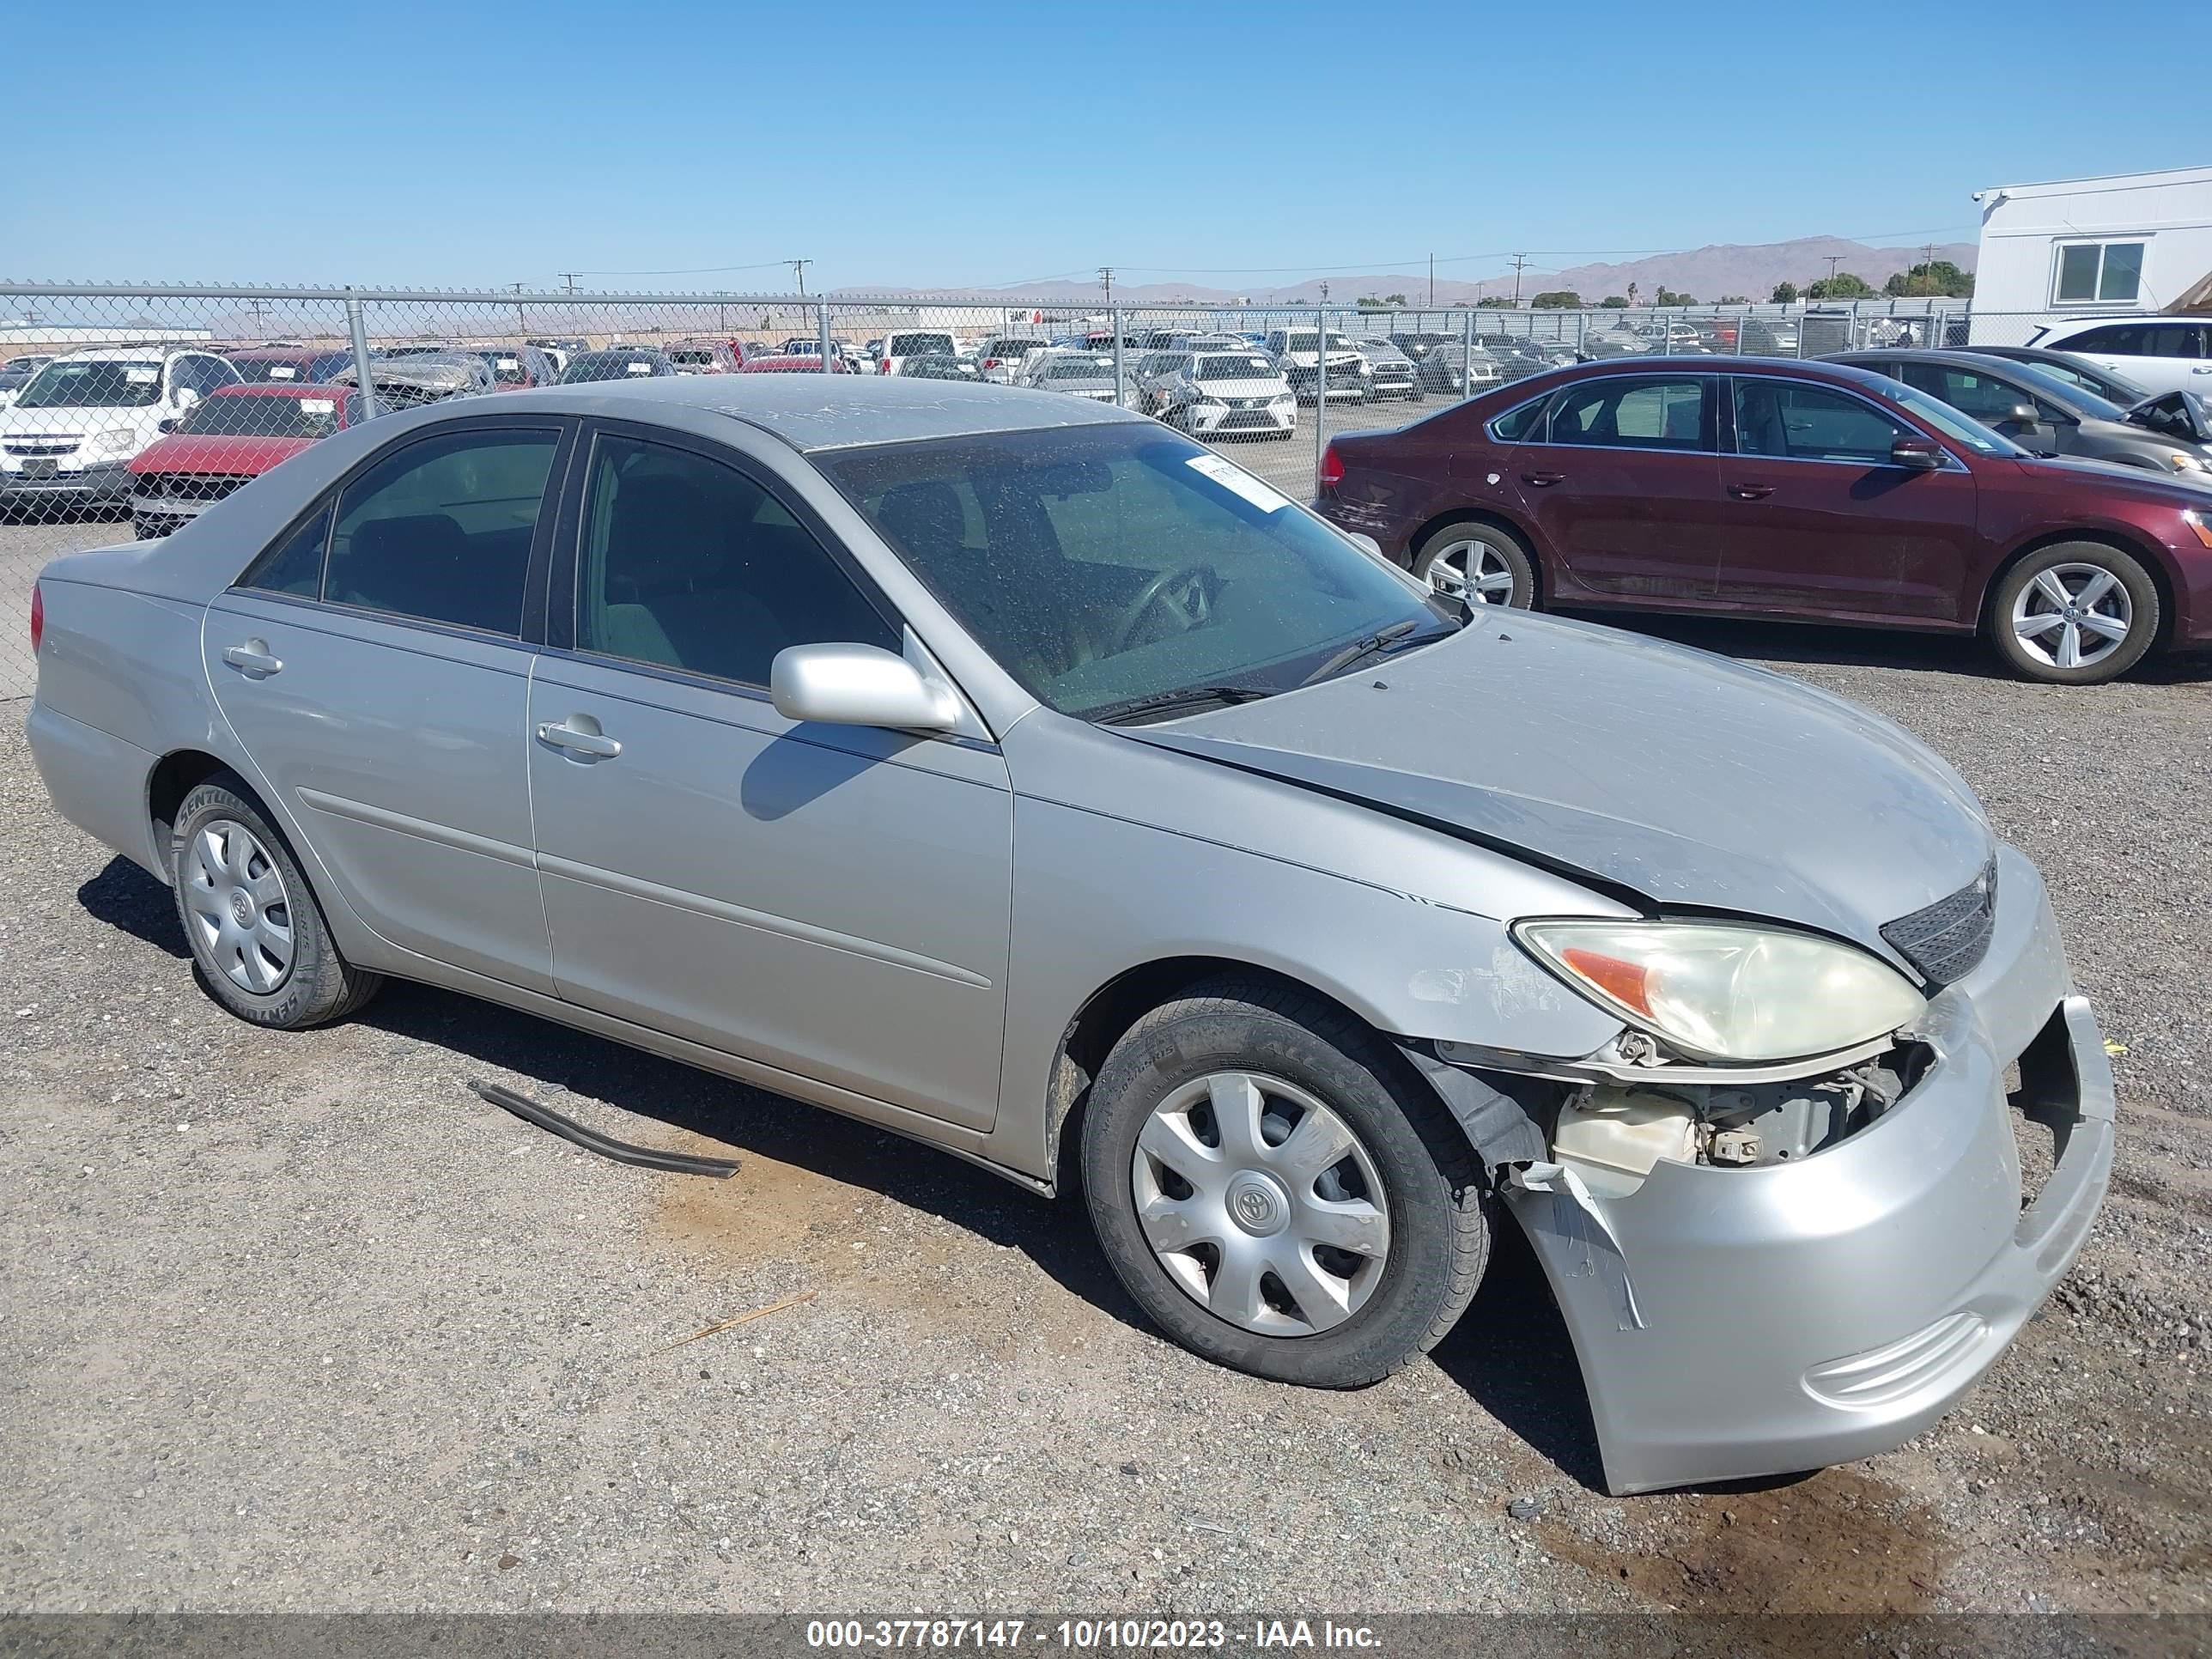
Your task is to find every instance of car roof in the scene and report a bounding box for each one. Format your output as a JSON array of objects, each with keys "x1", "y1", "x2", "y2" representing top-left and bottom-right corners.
[
  {"x1": 206, "y1": 380, "x2": 348, "y2": 396},
  {"x1": 49, "y1": 344, "x2": 208, "y2": 363},
  {"x1": 1536, "y1": 354, "x2": 1900, "y2": 392},
  {"x1": 227, "y1": 346, "x2": 343, "y2": 360},
  {"x1": 466, "y1": 368, "x2": 1145, "y2": 450}
]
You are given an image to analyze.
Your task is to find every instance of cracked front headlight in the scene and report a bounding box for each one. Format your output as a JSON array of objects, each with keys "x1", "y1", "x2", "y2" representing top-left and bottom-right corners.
[{"x1": 1513, "y1": 919, "x2": 1926, "y2": 1063}]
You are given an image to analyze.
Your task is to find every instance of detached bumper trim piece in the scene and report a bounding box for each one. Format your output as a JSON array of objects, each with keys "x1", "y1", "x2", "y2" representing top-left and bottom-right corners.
[{"x1": 1505, "y1": 844, "x2": 2114, "y2": 1495}]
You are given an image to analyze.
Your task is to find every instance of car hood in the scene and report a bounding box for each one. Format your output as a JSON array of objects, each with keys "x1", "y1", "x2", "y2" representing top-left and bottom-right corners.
[
  {"x1": 128, "y1": 434, "x2": 315, "y2": 475},
  {"x1": 0, "y1": 404, "x2": 159, "y2": 436},
  {"x1": 1124, "y1": 611, "x2": 1991, "y2": 967},
  {"x1": 2012, "y1": 453, "x2": 2212, "y2": 501},
  {"x1": 1192, "y1": 377, "x2": 1287, "y2": 397}
]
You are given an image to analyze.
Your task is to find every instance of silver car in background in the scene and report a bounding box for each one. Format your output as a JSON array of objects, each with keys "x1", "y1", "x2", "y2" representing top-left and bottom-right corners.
[
  {"x1": 1020, "y1": 350, "x2": 1132, "y2": 402},
  {"x1": 1138, "y1": 349, "x2": 1297, "y2": 438},
  {"x1": 27, "y1": 375, "x2": 2113, "y2": 1498}
]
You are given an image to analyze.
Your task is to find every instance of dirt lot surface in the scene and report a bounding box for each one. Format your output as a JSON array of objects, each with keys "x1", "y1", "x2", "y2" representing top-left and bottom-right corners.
[{"x1": 0, "y1": 610, "x2": 2207, "y2": 1615}]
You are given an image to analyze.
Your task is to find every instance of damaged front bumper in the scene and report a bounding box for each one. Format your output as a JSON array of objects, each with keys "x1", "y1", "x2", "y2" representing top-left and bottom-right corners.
[{"x1": 1491, "y1": 842, "x2": 2114, "y2": 1495}]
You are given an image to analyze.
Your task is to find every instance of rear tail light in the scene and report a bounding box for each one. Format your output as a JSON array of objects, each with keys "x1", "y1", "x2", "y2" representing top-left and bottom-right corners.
[
  {"x1": 878, "y1": 359, "x2": 892, "y2": 374},
  {"x1": 29, "y1": 581, "x2": 43, "y2": 655},
  {"x1": 1319, "y1": 444, "x2": 1345, "y2": 491}
]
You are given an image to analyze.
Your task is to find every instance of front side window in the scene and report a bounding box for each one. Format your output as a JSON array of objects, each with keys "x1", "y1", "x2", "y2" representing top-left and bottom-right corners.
[
  {"x1": 818, "y1": 423, "x2": 1450, "y2": 720},
  {"x1": 2053, "y1": 240, "x2": 2144, "y2": 306},
  {"x1": 576, "y1": 434, "x2": 895, "y2": 687},
  {"x1": 324, "y1": 427, "x2": 556, "y2": 634},
  {"x1": 1735, "y1": 380, "x2": 1906, "y2": 464},
  {"x1": 1547, "y1": 376, "x2": 1710, "y2": 451}
]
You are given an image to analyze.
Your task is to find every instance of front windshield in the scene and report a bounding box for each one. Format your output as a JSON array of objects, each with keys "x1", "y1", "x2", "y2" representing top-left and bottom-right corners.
[
  {"x1": 1197, "y1": 355, "x2": 1277, "y2": 381},
  {"x1": 180, "y1": 392, "x2": 346, "y2": 438},
  {"x1": 16, "y1": 360, "x2": 164, "y2": 409},
  {"x1": 1875, "y1": 380, "x2": 2027, "y2": 457},
  {"x1": 818, "y1": 423, "x2": 1452, "y2": 720},
  {"x1": 564, "y1": 353, "x2": 665, "y2": 381},
  {"x1": 1045, "y1": 357, "x2": 1115, "y2": 381}
]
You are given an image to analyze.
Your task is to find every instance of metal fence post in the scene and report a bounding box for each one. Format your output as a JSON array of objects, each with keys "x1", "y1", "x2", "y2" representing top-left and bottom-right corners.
[
  {"x1": 1461, "y1": 307, "x2": 1474, "y2": 398},
  {"x1": 819, "y1": 301, "x2": 833, "y2": 374},
  {"x1": 1314, "y1": 307, "x2": 1328, "y2": 488},
  {"x1": 1112, "y1": 305, "x2": 1125, "y2": 410},
  {"x1": 345, "y1": 290, "x2": 378, "y2": 421}
]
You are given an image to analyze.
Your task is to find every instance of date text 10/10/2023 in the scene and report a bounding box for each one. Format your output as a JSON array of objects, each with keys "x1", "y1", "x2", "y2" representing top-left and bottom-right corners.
[{"x1": 805, "y1": 1620, "x2": 1382, "y2": 1650}]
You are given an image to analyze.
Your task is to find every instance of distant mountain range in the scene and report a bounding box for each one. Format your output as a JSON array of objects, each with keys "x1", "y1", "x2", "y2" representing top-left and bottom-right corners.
[{"x1": 841, "y1": 235, "x2": 1977, "y2": 308}]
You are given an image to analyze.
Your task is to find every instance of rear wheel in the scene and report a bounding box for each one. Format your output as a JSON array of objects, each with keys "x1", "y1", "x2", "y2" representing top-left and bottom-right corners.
[
  {"x1": 1413, "y1": 520, "x2": 1536, "y2": 609},
  {"x1": 1987, "y1": 542, "x2": 2159, "y2": 684},
  {"x1": 1081, "y1": 979, "x2": 1492, "y2": 1387},
  {"x1": 170, "y1": 775, "x2": 383, "y2": 1028}
]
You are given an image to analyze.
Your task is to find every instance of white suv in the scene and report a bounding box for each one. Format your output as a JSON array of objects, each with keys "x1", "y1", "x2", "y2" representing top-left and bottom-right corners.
[
  {"x1": 2032, "y1": 318, "x2": 2212, "y2": 398},
  {"x1": 0, "y1": 346, "x2": 241, "y2": 511}
]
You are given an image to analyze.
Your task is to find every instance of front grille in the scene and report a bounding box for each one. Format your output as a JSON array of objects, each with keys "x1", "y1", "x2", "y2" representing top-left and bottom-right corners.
[
  {"x1": 5, "y1": 441, "x2": 78, "y2": 458},
  {"x1": 138, "y1": 473, "x2": 253, "y2": 501},
  {"x1": 1881, "y1": 857, "x2": 1997, "y2": 987},
  {"x1": 1218, "y1": 411, "x2": 1275, "y2": 429}
]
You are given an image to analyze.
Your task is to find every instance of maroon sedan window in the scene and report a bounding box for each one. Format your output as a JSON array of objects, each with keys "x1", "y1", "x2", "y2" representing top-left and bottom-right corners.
[{"x1": 1547, "y1": 375, "x2": 1710, "y2": 452}]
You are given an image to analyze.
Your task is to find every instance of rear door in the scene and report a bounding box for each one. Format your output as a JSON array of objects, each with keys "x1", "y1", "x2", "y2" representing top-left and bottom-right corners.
[
  {"x1": 203, "y1": 416, "x2": 570, "y2": 992},
  {"x1": 1714, "y1": 375, "x2": 1978, "y2": 623},
  {"x1": 1506, "y1": 372, "x2": 1727, "y2": 605}
]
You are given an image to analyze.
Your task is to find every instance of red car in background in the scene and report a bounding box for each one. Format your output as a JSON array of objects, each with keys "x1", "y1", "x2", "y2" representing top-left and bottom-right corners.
[
  {"x1": 739, "y1": 352, "x2": 855, "y2": 374},
  {"x1": 1317, "y1": 356, "x2": 2212, "y2": 684},
  {"x1": 126, "y1": 383, "x2": 365, "y2": 539}
]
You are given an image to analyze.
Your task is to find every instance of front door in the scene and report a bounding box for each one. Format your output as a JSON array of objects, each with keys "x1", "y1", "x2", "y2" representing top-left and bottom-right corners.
[
  {"x1": 526, "y1": 426, "x2": 1012, "y2": 1130},
  {"x1": 1715, "y1": 376, "x2": 1979, "y2": 624},
  {"x1": 1508, "y1": 372, "x2": 1727, "y2": 605},
  {"x1": 203, "y1": 420, "x2": 568, "y2": 992}
]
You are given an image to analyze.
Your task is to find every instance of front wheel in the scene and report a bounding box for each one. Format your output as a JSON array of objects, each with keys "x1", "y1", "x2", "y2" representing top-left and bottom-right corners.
[
  {"x1": 1081, "y1": 979, "x2": 1492, "y2": 1387},
  {"x1": 1987, "y1": 542, "x2": 2159, "y2": 684},
  {"x1": 1413, "y1": 520, "x2": 1536, "y2": 609}
]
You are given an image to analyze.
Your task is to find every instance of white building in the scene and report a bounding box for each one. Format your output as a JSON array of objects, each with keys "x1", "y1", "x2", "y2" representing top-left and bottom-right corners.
[{"x1": 1969, "y1": 164, "x2": 2212, "y2": 341}]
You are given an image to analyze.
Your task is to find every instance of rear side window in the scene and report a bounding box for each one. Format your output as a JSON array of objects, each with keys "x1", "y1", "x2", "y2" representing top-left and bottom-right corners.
[
  {"x1": 240, "y1": 503, "x2": 333, "y2": 598},
  {"x1": 325, "y1": 427, "x2": 557, "y2": 635},
  {"x1": 1547, "y1": 376, "x2": 1710, "y2": 451},
  {"x1": 2067, "y1": 325, "x2": 2149, "y2": 355},
  {"x1": 1487, "y1": 394, "x2": 1550, "y2": 442}
]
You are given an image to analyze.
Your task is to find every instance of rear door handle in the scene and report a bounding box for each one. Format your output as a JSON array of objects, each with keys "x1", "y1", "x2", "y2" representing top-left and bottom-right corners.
[
  {"x1": 222, "y1": 640, "x2": 283, "y2": 676},
  {"x1": 1520, "y1": 471, "x2": 1565, "y2": 487},
  {"x1": 536, "y1": 716, "x2": 622, "y2": 760},
  {"x1": 1727, "y1": 483, "x2": 1776, "y2": 501}
]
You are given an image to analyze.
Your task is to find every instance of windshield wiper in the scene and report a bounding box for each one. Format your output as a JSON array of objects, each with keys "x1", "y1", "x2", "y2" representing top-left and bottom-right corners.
[
  {"x1": 1089, "y1": 684, "x2": 1273, "y2": 726},
  {"x1": 1299, "y1": 618, "x2": 1433, "y2": 685}
]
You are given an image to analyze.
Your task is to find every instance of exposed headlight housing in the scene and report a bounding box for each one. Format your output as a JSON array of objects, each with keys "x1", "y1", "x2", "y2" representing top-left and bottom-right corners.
[
  {"x1": 2185, "y1": 508, "x2": 2212, "y2": 550},
  {"x1": 2166, "y1": 452, "x2": 2204, "y2": 473},
  {"x1": 81, "y1": 427, "x2": 140, "y2": 459},
  {"x1": 1512, "y1": 919, "x2": 1927, "y2": 1064}
]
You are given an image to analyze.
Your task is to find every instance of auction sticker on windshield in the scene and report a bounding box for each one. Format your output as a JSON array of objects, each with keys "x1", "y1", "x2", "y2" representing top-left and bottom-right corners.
[{"x1": 1186, "y1": 452, "x2": 1292, "y2": 514}]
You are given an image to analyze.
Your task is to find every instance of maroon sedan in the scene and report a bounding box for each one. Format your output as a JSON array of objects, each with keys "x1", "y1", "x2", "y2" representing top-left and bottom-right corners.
[{"x1": 1318, "y1": 356, "x2": 2212, "y2": 683}]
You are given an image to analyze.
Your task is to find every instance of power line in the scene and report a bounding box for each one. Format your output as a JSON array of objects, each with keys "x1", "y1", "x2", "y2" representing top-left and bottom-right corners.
[{"x1": 565, "y1": 258, "x2": 797, "y2": 278}]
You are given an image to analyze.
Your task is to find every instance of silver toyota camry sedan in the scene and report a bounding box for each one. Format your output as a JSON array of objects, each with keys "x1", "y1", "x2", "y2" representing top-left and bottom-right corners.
[{"x1": 27, "y1": 374, "x2": 2113, "y2": 1495}]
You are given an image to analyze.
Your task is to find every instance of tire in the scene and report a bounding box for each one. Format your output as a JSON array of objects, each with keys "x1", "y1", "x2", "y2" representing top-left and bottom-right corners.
[
  {"x1": 1081, "y1": 978, "x2": 1492, "y2": 1388},
  {"x1": 1413, "y1": 519, "x2": 1537, "y2": 610},
  {"x1": 169, "y1": 774, "x2": 384, "y2": 1029},
  {"x1": 1986, "y1": 541, "x2": 2160, "y2": 684}
]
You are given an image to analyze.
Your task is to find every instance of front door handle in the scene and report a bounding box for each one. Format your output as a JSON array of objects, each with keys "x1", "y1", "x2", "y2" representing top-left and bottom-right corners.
[
  {"x1": 1520, "y1": 471, "x2": 1565, "y2": 487},
  {"x1": 536, "y1": 715, "x2": 622, "y2": 760},
  {"x1": 222, "y1": 640, "x2": 283, "y2": 676},
  {"x1": 1726, "y1": 483, "x2": 1776, "y2": 501}
]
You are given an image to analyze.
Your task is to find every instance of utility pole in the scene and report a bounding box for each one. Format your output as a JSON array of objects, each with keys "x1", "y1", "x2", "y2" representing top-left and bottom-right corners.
[
  {"x1": 1510, "y1": 252, "x2": 1530, "y2": 306},
  {"x1": 1428, "y1": 252, "x2": 1435, "y2": 309},
  {"x1": 1319, "y1": 281, "x2": 1330, "y2": 302},
  {"x1": 790, "y1": 258, "x2": 812, "y2": 299},
  {"x1": 1823, "y1": 255, "x2": 1844, "y2": 283},
  {"x1": 559, "y1": 272, "x2": 580, "y2": 295},
  {"x1": 1098, "y1": 266, "x2": 1114, "y2": 307},
  {"x1": 510, "y1": 282, "x2": 526, "y2": 339}
]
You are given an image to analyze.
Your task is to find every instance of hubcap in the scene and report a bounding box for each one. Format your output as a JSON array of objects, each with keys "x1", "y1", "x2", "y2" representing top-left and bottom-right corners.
[
  {"x1": 184, "y1": 819, "x2": 295, "y2": 994},
  {"x1": 2010, "y1": 562, "x2": 2132, "y2": 670},
  {"x1": 1130, "y1": 1072, "x2": 1391, "y2": 1338},
  {"x1": 1426, "y1": 538, "x2": 1517, "y2": 605}
]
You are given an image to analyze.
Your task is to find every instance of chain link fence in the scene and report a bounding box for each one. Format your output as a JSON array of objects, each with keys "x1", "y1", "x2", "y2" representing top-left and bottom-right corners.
[{"x1": 0, "y1": 282, "x2": 2034, "y2": 697}]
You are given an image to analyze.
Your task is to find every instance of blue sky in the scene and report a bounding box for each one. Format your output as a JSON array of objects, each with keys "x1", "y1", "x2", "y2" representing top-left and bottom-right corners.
[{"x1": 7, "y1": 0, "x2": 2205, "y2": 294}]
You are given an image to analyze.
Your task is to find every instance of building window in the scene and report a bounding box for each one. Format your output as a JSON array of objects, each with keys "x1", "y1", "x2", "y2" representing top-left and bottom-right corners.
[{"x1": 2053, "y1": 240, "x2": 2144, "y2": 306}]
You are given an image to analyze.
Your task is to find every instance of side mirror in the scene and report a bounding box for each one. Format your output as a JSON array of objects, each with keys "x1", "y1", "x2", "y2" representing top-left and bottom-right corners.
[
  {"x1": 1999, "y1": 401, "x2": 2039, "y2": 427},
  {"x1": 173, "y1": 386, "x2": 201, "y2": 411},
  {"x1": 769, "y1": 642, "x2": 960, "y2": 732},
  {"x1": 157, "y1": 418, "x2": 180, "y2": 434},
  {"x1": 1890, "y1": 435, "x2": 1947, "y2": 471},
  {"x1": 1345, "y1": 532, "x2": 1383, "y2": 558}
]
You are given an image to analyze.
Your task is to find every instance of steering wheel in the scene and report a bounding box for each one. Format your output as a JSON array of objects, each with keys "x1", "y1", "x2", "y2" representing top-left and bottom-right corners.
[{"x1": 1112, "y1": 563, "x2": 1219, "y2": 653}]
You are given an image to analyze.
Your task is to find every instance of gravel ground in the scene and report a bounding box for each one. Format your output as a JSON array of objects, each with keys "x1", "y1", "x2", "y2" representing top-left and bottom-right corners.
[{"x1": 0, "y1": 608, "x2": 2207, "y2": 1615}]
